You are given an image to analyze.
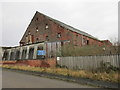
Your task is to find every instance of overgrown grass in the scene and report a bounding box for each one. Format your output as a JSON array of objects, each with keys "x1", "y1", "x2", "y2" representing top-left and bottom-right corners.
[
  {"x1": 0, "y1": 64, "x2": 119, "y2": 83},
  {"x1": 59, "y1": 44, "x2": 118, "y2": 56}
]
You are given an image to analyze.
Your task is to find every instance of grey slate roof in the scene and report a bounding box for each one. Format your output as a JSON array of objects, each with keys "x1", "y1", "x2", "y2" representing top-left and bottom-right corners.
[{"x1": 37, "y1": 11, "x2": 99, "y2": 40}]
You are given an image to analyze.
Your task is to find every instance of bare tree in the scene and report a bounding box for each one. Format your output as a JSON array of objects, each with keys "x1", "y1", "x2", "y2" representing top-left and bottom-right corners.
[{"x1": 109, "y1": 36, "x2": 118, "y2": 46}]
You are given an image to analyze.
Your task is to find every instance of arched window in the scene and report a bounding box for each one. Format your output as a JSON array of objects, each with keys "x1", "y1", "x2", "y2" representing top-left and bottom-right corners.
[
  {"x1": 3, "y1": 51, "x2": 9, "y2": 60},
  {"x1": 28, "y1": 48, "x2": 34, "y2": 59},
  {"x1": 21, "y1": 49, "x2": 27, "y2": 60},
  {"x1": 15, "y1": 50, "x2": 20, "y2": 60},
  {"x1": 10, "y1": 52, "x2": 15, "y2": 60}
]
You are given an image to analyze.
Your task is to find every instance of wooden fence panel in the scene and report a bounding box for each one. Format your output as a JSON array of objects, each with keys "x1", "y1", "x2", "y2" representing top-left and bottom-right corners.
[{"x1": 57, "y1": 54, "x2": 120, "y2": 70}]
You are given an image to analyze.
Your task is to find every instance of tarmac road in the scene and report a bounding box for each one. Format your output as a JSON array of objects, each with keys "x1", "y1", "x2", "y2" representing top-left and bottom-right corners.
[{"x1": 2, "y1": 69, "x2": 95, "y2": 88}]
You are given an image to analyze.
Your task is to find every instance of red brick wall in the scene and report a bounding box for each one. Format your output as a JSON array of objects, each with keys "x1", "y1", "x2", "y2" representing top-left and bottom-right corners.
[
  {"x1": 2, "y1": 58, "x2": 56, "y2": 68},
  {"x1": 2, "y1": 61, "x2": 16, "y2": 64},
  {"x1": 20, "y1": 12, "x2": 105, "y2": 47}
]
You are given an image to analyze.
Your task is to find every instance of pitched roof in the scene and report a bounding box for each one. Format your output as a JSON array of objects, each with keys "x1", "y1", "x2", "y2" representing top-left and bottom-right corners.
[{"x1": 37, "y1": 11, "x2": 99, "y2": 40}]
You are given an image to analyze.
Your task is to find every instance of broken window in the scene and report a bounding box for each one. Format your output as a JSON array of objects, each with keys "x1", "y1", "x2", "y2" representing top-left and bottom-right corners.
[
  {"x1": 28, "y1": 40, "x2": 30, "y2": 43},
  {"x1": 57, "y1": 33, "x2": 61, "y2": 38},
  {"x1": 36, "y1": 27, "x2": 38, "y2": 32},
  {"x1": 87, "y1": 40, "x2": 89, "y2": 45},
  {"x1": 36, "y1": 38, "x2": 39, "y2": 43},
  {"x1": 36, "y1": 29, "x2": 39, "y2": 32},
  {"x1": 20, "y1": 42, "x2": 25, "y2": 46},
  {"x1": 28, "y1": 31, "x2": 30, "y2": 35},
  {"x1": 45, "y1": 24, "x2": 49, "y2": 29},
  {"x1": 46, "y1": 36, "x2": 49, "y2": 41},
  {"x1": 28, "y1": 35, "x2": 32, "y2": 44}
]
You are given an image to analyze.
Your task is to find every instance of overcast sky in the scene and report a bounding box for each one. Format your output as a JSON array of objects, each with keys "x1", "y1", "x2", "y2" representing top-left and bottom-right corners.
[{"x1": 0, "y1": 0, "x2": 118, "y2": 47}]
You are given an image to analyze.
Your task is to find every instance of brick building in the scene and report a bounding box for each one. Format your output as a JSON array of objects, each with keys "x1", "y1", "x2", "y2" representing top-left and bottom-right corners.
[
  {"x1": 1, "y1": 11, "x2": 112, "y2": 67},
  {"x1": 20, "y1": 11, "x2": 110, "y2": 47}
]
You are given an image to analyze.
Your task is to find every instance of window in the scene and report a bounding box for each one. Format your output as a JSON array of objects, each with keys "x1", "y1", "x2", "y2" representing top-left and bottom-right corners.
[
  {"x1": 46, "y1": 36, "x2": 49, "y2": 41},
  {"x1": 36, "y1": 17, "x2": 39, "y2": 21},
  {"x1": 57, "y1": 33, "x2": 61, "y2": 38},
  {"x1": 36, "y1": 38, "x2": 39, "y2": 43},
  {"x1": 28, "y1": 40, "x2": 30, "y2": 43},
  {"x1": 10, "y1": 52, "x2": 15, "y2": 60},
  {"x1": 26, "y1": 36, "x2": 28, "y2": 44},
  {"x1": 83, "y1": 38, "x2": 86, "y2": 45},
  {"x1": 21, "y1": 49, "x2": 27, "y2": 60},
  {"x1": 45, "y1": 24, "x2": 49, "y2": 29},
  {"x1": 36, "y1": 29, "x2": 39, "y2": 32},
  {"x1": 28, "y1": 31, "x2": 30, "y2": 35},
  {"x1": 38, "y1": 46, "x2": 43, "y2": 50},
  {"x1": 15, "y1": 50, "x2": 20, "y2": 60},
  {"x1": 87, "y1": 40, "x2": 89, "y2": 45},
  {"x1": 3, "y1": 51, "x2": 9, "y2": 60},
  {"x1": 28, "y1": 48, "x2": 34, "y2": 59},
  {"x1": 36, "y1": 27, "x2": 38, "y2": 32},
  {"x1": 61, "y1": 41, "x2": 64, "y2": 46}
]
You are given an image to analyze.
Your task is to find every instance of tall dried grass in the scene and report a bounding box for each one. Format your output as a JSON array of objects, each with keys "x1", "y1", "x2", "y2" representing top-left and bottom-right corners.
[{"x1": 1, "y1": 64, "x2": 119, "y2": 83}]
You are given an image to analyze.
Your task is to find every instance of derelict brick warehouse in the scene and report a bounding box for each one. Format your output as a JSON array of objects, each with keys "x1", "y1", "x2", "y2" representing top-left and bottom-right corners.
[
  {"x1": 2, "y1": 11, "x2": 112, "y2": 67},
  {"x1": 20, "y1": 11, "x2": 111, "y2": 47}
]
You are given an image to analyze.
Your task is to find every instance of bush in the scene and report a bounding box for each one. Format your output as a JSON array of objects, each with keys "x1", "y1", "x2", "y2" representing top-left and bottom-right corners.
[
  {"x1": 58, "y1": 44, "x2": 118, "y2": 57},
  {"x1": 99, "y1": 61, "x2": 120, "y2": 73}
]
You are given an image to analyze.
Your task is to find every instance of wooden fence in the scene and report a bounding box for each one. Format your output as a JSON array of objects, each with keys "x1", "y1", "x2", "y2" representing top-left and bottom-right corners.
[{"x1": 57, "y1": 54, "x2": 120, "y2": 70}]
